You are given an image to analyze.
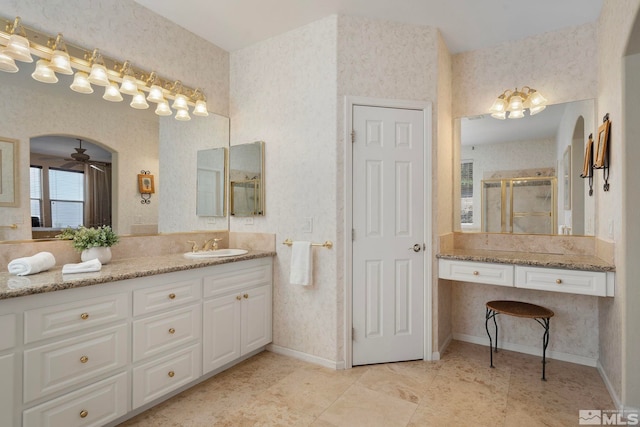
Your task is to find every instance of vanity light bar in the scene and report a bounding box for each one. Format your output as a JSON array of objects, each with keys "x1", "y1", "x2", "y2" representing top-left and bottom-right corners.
[{"x1": 0, "y1": 16, "x2": 209, "y2": 117}]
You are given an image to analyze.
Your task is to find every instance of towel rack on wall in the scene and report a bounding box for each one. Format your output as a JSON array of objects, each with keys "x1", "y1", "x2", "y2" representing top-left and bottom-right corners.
[
  {"x1": 0, "y1": 224, "x2": 17, "y2": 229},
  {"x1": 282, "y1": 239, "x2": 333, "y2": 249}
]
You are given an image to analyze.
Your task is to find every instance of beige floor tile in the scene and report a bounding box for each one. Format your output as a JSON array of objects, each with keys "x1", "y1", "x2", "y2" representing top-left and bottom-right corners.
[
  {"x1": 317, "y1": 383, "x2": 418, "y2": 427},
  {"x1": 215, "y1": 395, "x2": 317, "y2": 426},
  {"x1": 356, "y1": 362, "x2": 438, "y2": 404},
  {"x1": 260, "y1": 365, "x2": 365, "y2": 417}
]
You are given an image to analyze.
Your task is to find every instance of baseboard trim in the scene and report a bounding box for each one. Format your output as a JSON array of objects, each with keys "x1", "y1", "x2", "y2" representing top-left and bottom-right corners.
[
  {"x1": 432, "y1": 333, "x2": 453, "y2": 360},
  {"x1": 453, "y1": 333, "x2": 598, "y2": 367},
  {"x1": 597, "y1": 360, "x2": 624, "y2": 411},
  {"x1": 267, "y1": 344, "x2": 344, "y2": 370}
]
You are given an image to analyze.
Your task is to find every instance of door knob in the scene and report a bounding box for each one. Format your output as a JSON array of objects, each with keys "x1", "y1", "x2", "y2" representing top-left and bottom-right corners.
[{"x1": 410, "y1": 244, "x2": 422, "y2": 252}]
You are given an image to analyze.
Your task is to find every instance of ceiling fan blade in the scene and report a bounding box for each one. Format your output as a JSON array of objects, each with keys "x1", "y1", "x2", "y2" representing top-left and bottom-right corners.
[
  {"x1": 89, "y1": 164, "x2": 105, "y2": 172},
  {"x1": 60, "y1": 161, "x2": 80, "y2": 169}
]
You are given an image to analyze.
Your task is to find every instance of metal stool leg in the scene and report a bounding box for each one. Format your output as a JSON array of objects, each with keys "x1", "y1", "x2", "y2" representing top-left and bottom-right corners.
[
  {"x1": 485, "y1": 308, "x2": 498, "y2": 368},
  {"x1": 536, "y1": 317, "x2": 551, "y2": 381}
]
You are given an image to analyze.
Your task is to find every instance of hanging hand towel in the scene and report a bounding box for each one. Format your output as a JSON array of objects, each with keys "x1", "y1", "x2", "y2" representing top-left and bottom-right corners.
[
  {"x1": 8, "y1": 252, "x2": 56, "y2": 276},
  {"x1": 290, "y1": 241, "x2": 312, "y2": 286},
  {"x1": 62, "y1": 258, "x2": 102, "y2": 274}
]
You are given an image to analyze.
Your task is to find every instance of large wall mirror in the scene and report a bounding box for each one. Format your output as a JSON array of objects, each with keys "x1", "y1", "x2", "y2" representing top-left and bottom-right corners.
[
  {"x1": 196, "y1": 147, "x2": 226, "y2": 217},
  {"x1": 454, "y1": 99, "x2": 596, "y2": 236},
  {"x1": 0, "y1": 62, "x2": 229, "y2": 242},
  {"x1": 229, "y1": 141, "x2": 265, "y2": 216}
]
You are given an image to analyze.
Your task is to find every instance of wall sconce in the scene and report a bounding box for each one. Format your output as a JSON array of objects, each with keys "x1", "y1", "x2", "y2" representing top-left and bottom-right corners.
[
  {"x1": 489, "y1": 87, "x2": 548, "y2": 119},
  {"x1": 0, "y1": 15, "x2": 210, "y2": 120}
]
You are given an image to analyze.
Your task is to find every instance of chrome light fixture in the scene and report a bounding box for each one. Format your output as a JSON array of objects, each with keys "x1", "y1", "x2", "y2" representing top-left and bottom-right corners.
[
  {"x1": 0, "y1": 15, "x2": 210, "y2": 121},
  {"x1": 489, "y1": 87, "x2": 548, "y2": 119}
]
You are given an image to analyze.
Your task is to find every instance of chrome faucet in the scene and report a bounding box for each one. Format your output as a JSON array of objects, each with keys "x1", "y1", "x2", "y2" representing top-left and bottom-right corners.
[{"x1": 203, "y1": 238, "x2": 223, "y2": 251}]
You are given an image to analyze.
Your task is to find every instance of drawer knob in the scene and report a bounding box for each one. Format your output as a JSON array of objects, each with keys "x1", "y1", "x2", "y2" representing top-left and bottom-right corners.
[
  {"x1": 169, "y1": 328, "x2": 176, "y2": 334},
  {"x1": 236, "y1": 295, "x2": 242, "y2": 301},
  {"x1": 556, "y1": 279, "x2": 562, "y2": 284},
  {"x1": 169, "y1": 293, "x2": 176, "y2": 300},
  {"x1": 243, "y1": 293, "x2": 249, "y2": 299},
  {"x1": 472, "y1": 271, "x2": 479, "y2": 276},
  {"x1": 168, "y1": 371, "x2": 175, "y2": 378},
  {"x1": 80, "y1": 356, "x2": 89, "y2": 364},
  {"x1": 80, "y1": 312, "x2": 89, "y2": 320},
  {"x1": 80, "y1": 410, "x2": 88, "y2": 418}
]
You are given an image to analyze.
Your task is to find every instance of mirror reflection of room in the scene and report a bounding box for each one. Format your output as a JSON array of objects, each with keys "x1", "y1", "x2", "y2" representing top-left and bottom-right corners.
[
  {"x1": 458, "y1": 99, "x2": 595, "y2": 236},
  {"x1": 229, "y1": 141, "x2": 265, "y2": 217},
  {"x1": 29, "y1": 136, "x2": 112, "y2": 239}
]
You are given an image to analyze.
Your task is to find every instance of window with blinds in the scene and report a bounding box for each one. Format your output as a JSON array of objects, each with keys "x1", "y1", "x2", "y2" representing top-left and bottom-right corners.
[
  {"x1": 49, "y1": 168, "x2": 84, "y2": 228},
  {"x1": 461, "y1": 161, "x2": 473, "y2": 224},
  {"x1": 30, "y1": 166, "x2": 43, "y2": 226}
]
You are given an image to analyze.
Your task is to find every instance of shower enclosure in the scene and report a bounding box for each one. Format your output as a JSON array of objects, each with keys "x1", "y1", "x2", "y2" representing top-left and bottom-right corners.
[{"x1": 482, "y1": 176, "x2": 557, "y2": 234}]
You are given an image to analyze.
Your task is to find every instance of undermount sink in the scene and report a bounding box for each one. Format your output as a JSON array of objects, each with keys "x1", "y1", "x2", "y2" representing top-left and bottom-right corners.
[{"x1": 184, "y1": 249, "x2": 249, "y2": 259}]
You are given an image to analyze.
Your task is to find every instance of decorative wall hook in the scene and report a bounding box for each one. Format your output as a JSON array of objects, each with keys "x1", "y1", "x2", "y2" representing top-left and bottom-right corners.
[
  {"x1": 580, "y1": 133, "x2": 594, "y2": 196},
  {"x1": 594, "y1": 113, "x2": 611, "y2": 192}
]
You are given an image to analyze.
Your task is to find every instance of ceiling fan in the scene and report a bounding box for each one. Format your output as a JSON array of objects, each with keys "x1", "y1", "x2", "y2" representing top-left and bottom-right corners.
[{"x1": 61, "y1": 139, "x2": 108, "y2": 172}]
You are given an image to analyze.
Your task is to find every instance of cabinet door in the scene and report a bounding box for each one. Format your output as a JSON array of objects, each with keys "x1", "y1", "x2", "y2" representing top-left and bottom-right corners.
[
  {"x1": 241, "y1": 284, "x2": 272, "y2": 355},
  {"x1": 202, "y1": 294, "x2": 241, "y2": 374},
  {"x1": 0, "y1": 354, "x2": 15, "y2": 427}
]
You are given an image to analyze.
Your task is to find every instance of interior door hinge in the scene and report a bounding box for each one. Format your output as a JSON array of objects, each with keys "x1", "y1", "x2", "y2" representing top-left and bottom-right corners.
[
  {"x1": 352, "y1": 327, "x2": 355, "y2": 341},
  {"x1": 352, "y1": 228, "x2": 355, "y2": 241},
  {"x1": 351, "y1": 130, "x2": 355, "y2": 143}
]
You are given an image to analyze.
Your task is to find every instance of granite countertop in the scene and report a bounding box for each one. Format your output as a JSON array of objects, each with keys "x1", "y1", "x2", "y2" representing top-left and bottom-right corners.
[
  {"x1": 436, "y1": 249, "x2": 615, "y2": 272},
  {"x1": 0, "y1": 250, "x2": 276, "y2": 300}
]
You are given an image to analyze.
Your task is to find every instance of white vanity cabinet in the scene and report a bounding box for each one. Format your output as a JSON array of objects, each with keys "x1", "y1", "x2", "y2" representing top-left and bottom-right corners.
[
  {"x1": 438, "y1": 258, "x2": 614, "y2": 297},
  {"x1": 0, "y1": 314, "x2": 17, "y2": 427},
  {"x1": 0, "y1": 255, "x2": 273, "y2": 427},
  {"x1": 202, "y1": 257, "x2": 273, "y2": 374}
]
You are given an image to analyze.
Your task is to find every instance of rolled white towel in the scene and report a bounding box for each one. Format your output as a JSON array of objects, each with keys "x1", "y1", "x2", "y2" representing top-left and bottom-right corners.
[
  {"x1": 62, "y1": 258, "x2": 102, "y2": 274},
  {"x1": 8, "y1": 252, "x2": 56, "y2": 276}
]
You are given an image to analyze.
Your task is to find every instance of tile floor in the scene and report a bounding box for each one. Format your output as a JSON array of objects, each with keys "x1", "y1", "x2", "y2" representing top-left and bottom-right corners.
[{"x1": 119, "y1": 340, "x2": 614, "y2": 426}]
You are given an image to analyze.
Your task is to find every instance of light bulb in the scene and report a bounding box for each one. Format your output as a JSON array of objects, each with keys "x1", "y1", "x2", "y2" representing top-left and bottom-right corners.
[
  {"x1": 103, "y1": 82, "x2": 123, "y2": 102},
  {"x1": 155, "y1": 100, "x2": 172, "y2": 116},
  {"x1": 171, "y1": 94, "x2": 188, "y2": 110},
  {"x1": 4, "y1": 34, "x2": 33, "y2": 63},
  {"x1": 130, "y1": 91, "x2": 149, "y2": 109},
  {"x1": 119, "y1": 75, "x2": 139, "y2": 95},
  {"x1": 508, "y1": 109, "x2": 525, "y2": 119},
  {"x1": 70, "y1": 71, "x2": 94, "y2": 94},
  {"x1": 31, "y1": 59, "x2": 58, "y2": 83},
  {"x1": 0, "y1": 50, "x2": 19, "y2": 73},
  {"x1": 529, "y1": 105, "x2": 546, "y2": 116},
  {"x1": 175, "y1": 109, "x2": 191, "y2": 121},
  {"x1": 147, "y1": 84, "x2": 165, "y2": 103},
  {"x1": 491, "y1": 111, "x2": 507, "y2": 120},
  {"x1": 88, "y1": 63, "x2": 110, "y2": 86},
  {"x1": 49, "y1": 50, "x2": 73, "y2": 75},
  {"x1": 193, "y1": 99, "x2": 209, "y2": 117},
  {"x1": 489, "y1": 96, "x2": 506, "y2": 114}
]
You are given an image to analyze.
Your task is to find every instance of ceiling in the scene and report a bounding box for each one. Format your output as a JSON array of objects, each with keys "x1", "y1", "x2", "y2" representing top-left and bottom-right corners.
[{"x1": 134, "y1": 0, "x2": 602, "y2": 53}]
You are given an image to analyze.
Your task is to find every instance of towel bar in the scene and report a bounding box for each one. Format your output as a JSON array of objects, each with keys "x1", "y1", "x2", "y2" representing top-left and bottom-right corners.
[
  {"x1": 0, "y1": 224, "x2": 17, "y2": 229},
  {"x1": 282, "y1": 239, "x2": 333, "y2": 249}
]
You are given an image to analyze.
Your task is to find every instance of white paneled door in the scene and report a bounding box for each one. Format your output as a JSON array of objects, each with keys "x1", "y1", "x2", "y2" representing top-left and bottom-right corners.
[{"x1": 352, "y1": 105, "x2": 425, "y2": 366}]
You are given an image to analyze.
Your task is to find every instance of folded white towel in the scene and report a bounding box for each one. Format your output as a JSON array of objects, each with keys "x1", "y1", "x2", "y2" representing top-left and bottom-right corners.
[
  {"x1": 290, "y1": 241, "x2": 312, "y2": 286},
  {"x1": 62, "y1": 258, "x2": 102, "y2": 274},
  {"x1": 8, "y1": 252, "x2": 56, "y2": 276}
]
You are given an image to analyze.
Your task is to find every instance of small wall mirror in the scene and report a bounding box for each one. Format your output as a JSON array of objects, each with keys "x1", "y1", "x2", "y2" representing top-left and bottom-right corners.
[
  {"x1": 196, "y1": 147, "x2": 226, "y2": 217},
  {"x1": 455, "y1": 99, "x2": 595, "y2": 235},
  {"x1": 229, "y1": 141, "x2": 265, "y2": 216}
]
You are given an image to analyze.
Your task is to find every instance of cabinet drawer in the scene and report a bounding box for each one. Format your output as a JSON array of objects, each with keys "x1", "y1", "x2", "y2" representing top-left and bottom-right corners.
[
  {"x1": 515, "y1": 266, "x2": 607, "y2": 296},
  {"x1": 203, "y1": 258, "x2": 272, "y2": 298},
  {"x1": 24, "y1": 323, "x2": 128, "y2": 403},
  {"x1": 438, "y1": 259, "x2": 514, "y2": 287},
  {"x1": 24, "y1": 293, "x2": 128, "y2": 344},
  {"x1": 132, "y1": 343, "x2": 201, "y2": 409},
  {"x1": 133, "y1": 304, "x2": 201, "y2": 362},
  {"x1": 23, "y1": 372, "x2": 128, "y2": 427},
  {"x1": 133, "y1": 279, "x2": 201, "y2": 316},
  {"x1": 0, "y1": 314, "x2": 17, "y2": 351}
]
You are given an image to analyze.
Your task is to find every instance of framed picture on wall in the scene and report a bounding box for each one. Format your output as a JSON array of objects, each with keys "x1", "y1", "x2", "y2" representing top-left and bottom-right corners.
[
  {"x1": 138, "y1": 174, "x2": 155, "y2": 194},
  {"x1": 594, "y1": 119, "x2": 610, "y2": 168},
  {"x1": 581, "y1": 135, "x2": 593, "y2": 178},
  {"x1": 563, "y1": 146, "x2": 571, "y2": 210}
]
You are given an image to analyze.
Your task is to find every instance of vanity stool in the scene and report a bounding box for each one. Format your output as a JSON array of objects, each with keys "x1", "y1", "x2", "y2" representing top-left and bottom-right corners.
[{"x1": 485, "y1": 300, "x2": 554, "y2": 380}]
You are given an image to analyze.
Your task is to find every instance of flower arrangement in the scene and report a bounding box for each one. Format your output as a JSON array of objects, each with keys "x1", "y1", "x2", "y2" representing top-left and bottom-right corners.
[{"x1": 56, "y1": 225, "x2": 119, "y2": 252}]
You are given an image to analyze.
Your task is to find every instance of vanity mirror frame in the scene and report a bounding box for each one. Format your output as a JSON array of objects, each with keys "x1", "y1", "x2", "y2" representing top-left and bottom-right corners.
[
  {"x1": 454, "y1": 98, "x2": 596, "y2": 236},
  {"x1": 0, "y1": 136, "x2": 18, "y2": 207}
]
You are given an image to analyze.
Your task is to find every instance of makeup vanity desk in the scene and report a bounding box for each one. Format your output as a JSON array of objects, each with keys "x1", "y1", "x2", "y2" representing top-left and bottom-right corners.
[{"x1": 437, "y1": 249, "x2": 615, "y2": 297}]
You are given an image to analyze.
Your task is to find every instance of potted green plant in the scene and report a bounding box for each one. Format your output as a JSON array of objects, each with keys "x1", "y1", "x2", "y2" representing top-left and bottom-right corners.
[{"x1": 57, "y1": 225, "x2": 119, "y2": 264}]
